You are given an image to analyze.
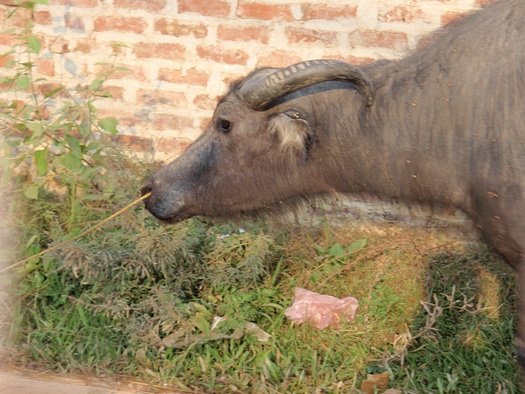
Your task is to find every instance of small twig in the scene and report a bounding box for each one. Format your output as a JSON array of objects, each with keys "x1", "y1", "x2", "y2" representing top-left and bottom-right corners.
[{"x1": 0, "y1": 192, "x2": 151, "y2": 274}]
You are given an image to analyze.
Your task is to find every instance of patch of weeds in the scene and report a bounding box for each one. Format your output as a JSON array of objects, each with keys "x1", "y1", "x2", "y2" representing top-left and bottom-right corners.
[
  {"x1": 12, "y1": 191, "x2": 520, "y2": 392},
  {"x1": 389, "y1": 248, "x2": 518, "y2": 393},
  {"x1": 205, "y1": 229, "x2": 280, "y2": 291}
]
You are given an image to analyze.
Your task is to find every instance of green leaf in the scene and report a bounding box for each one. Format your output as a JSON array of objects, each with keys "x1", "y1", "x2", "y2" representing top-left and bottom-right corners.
[
  {"x1": 34, "y1": 148, "x2": 48, "y2": 176},
  {"x1": 65, "y1": 134, "x2": 82, "y2": 157},
  {"x1": 98, "y1": 117, "x2": 118, "y2": 134},
  {"x1": 0, "y1": 76, "x2": 12, "y2": 87},
  {"x1": 6, "y1": 139, "x2": 21, "y2": 148},
  {"x1": 86, "y1": 141, "x2": 102, "y2": 152},
  {"x1": 76, "y1": 304, "x2": 89, "y2": 326},
  {"x1": 44, "y1": 85, "x2": 63, "y2": 98},
  {"x1": 60, "y1": 151, "x2": 82, "y2": 171},
  {"x1": 26, "y1": 121, "x2": 44, "y2": 138},
  {"x1": 328, "y1": 243, "x2": 345, "y2": 258},
  {"x1": 347, "y1": 238, "x2": 368, "y2": 255},
  {"x1": 89, "y1": 78, "x2": 104, "y2": 92},
  {"x1": 312, "y1": 243, "x2": 326, "y2": 256},
  {"x1": 192, "y1": 314, "x2": 211, "y2": 333},
  {"x1": 310, "y1": 271, "x2": 320, "y2": 283},
  {"x1": 78, "y1": 120, "x2": 91, "y2": 137},
  {"x1": 26, "y1": 35, "x2": 41, "y2": 54},
  {"x1": 324, "y1": 261, "x2": 343, "y2": 275},
  {"x1": 23, "y1": 184, "x2": 39, "y2": 199},
  {"x1": 15, "y1": 75, "x2": 30, "y2": 90}
]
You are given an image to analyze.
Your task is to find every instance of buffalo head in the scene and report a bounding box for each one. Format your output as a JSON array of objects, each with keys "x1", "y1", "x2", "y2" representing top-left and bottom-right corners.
[{"x1": 142, "y1": 59, "x2": 374, "y2": 222}]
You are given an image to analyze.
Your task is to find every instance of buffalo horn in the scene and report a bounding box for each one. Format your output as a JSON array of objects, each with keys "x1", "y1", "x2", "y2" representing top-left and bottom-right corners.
[{"x1": 238, "y1": 59, "x2": 375, "y2": 110}]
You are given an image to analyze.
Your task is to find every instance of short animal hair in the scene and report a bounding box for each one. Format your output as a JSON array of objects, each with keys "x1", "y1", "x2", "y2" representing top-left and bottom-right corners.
[{"x1": 268, "y1": 112, "x2": 311, "y2": 154}]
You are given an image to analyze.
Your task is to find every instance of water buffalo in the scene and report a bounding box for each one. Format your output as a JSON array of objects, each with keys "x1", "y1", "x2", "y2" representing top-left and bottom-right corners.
[{"x1": 142, "y1": 0, "x2": 525, "y2": 375}]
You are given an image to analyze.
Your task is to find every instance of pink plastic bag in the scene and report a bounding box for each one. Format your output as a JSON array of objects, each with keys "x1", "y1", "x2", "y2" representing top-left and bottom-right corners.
[{"x1": 285, "y1": 288, "x2": 359, "y2": 329}]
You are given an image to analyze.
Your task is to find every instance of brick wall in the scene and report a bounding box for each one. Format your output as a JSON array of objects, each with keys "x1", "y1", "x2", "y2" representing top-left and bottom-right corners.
[{"x1": 1, "y1": 0, "x2": 491, "y2": 160}]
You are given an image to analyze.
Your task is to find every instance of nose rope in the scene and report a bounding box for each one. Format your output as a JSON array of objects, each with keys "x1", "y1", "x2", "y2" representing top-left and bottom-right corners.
[{"x1": 0, "y1": 192, "x2": 152, "y2": 274}]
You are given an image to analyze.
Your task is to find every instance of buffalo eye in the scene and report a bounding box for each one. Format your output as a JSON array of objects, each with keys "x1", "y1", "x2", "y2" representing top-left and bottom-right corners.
[{"x1": 216, "y1": 118, "x2": 232, "y2": 134}]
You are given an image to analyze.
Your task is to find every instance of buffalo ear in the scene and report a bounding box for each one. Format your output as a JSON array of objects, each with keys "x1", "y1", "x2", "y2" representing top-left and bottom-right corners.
[{"x1": 268, "y1": 111, "x2": 313, "y2": 155}]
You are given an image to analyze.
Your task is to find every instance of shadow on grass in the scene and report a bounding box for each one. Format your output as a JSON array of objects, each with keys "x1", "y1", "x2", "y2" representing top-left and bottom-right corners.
[{"x1": 390, "y1": 246, "x2": 519, "y2": 393}]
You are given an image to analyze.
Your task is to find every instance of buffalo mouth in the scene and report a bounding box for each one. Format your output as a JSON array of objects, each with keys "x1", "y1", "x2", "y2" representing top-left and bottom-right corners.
[
  {"x1": 149, "y1": 211, "x2": 191, "y2": 224},
  {"x1": 143, "y1": 201, "x2": 192, "y2": 224},
  {"x1": 140, "y1": 185, "x2": 192, "y2": 224}
]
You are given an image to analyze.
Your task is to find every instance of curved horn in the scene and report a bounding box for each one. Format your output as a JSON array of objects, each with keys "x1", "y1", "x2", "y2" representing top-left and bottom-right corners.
[{"x1": 238, "y1": 59, "x2": 375, "y2": 111}]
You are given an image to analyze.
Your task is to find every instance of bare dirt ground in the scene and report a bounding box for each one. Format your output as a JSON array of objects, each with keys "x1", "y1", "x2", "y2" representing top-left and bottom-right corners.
[{"x1": 0, "y1": 367, "x2": 152, "y2": 394}]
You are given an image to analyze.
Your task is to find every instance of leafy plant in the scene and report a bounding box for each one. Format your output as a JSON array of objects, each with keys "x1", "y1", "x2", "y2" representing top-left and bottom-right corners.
[
  {"x1": 1, "y1": 0, "x2": 121, "y2": 234},
  {"x1": 309, "y1": 238, "x2": 367, "y2": 283}
]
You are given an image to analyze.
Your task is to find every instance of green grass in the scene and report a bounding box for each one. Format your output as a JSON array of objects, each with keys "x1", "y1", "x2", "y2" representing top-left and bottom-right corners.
[
  {"x1": 5, "y1": 158, "x2": 519, "y2": 393},
  {"x1": 10, "y1": 220, "x2": 519, "y2": 392},
  {"x1": 389, "y1": 250, "x2": 518, "y2": 393}
]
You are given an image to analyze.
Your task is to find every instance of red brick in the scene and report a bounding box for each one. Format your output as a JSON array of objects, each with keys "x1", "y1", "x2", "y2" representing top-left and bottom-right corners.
[
  {"x1": 222, "y1": 72, "x2": 246, "y2": 87},
  {"x1": 197, "y1": 45, "x2": 248, "y2": 65},
  {"x1": 134, "y1": 43, "x2": 185, "y2": 59},
  {"x1": 341, "y1": 55, "x2": 375, "y2": 66},
  {"x1": 349, "y1": 30, "x2": 408, "y2": 50},
  {"x1": 113, "y1": 65, "x2": 146, "y2": 81},
  {"x1": 100, "y1": 111, "x2": 135, "y2": 128},
  {"x1": 179, "y1": 0, "x2": 230, "y2": 17},
  {"x1": 441, "y1": 11, "x2": 465, "y2": 26},
  {"x1": 136, "y1": 89, "x2": 186, "y2": 106},
  {"x1": 476, "y1": 0, "x2": 496, "y2": 6},
  {"x1": 35, "y1": 57, "x2": 55, "y2": 76},
  {"x1": 153, "y1": 114, "x2": 193, "y2": 130},
  {"x1": 157, "y1": 137, "x2": 193, "y2": 155},
  {"x1": 0, "y1": 53, "x2": 13, "y2": 68},
  {"x1": 256, "y1": 50, "x2": 302, "y2": 68},
  {"x1": 218, "y1": 25, "x2": 269, "y2": 44},
  {"x1": 114, "y1": 0, "x2": 165, "y2": 12},
  {"x1": 3, "y1": 7, "x2": 31, "y2": 28},
  {"x1": 0, "y1": 34, "x2": 14, "y2": 46},
  {"x1": 113, "y1": 134, "x2": 153, "y2": 152},
  {"x1": 154, "y1": 19, "x2": 207, "y2": 38},
  {"x1": 102, "y1": 86, "x2": 124, "y2": 100},
  {"x1": 49, "y1": 37, "x2": 70, "y2": 54},
  {"x1": 323, "y1": 53, "x2": 375, "y2": 66},
  {"x1": 301, "y1": 4, "x2": 357, "y2": 20},
  {"x1": 109, "y1": 43, "x2": 127, "y2": 55},
  {"x1": 237, "y1": 2, "x2": 293, "y2": 21},
  {"x1": 94, "y1": 16, "x2": 146, "y2": 33},
  {"x1": 34, "y1": 11, "x2": 52, "y2": 25},
  {"x1": 158, "y1": 68, "x2": 209, "y2": 86},
  {"x1": 286, "y1": 27, "x2": 338, "y2": 46},
  {"x1": 73, "y1": 39, "x2": 91, "y2": 53},
  {"x1": 51, "y1": 0, "x2": 97, "y2": 7},
  {"x1": 379, "y1": 6, "x2": 427, "y2": 23},
  {"x1": 193, "y1": 94, "x2": 216, "y2": 110},
  {"x1": 415, "y1": 34, "x2": 434, "y2": 51},
  {"x1": 12, "y1": 100, "x2": 26, "y2": 114},
  {"x1": 38, "y1": 83, "x2": 64, "y2": 97},
  {"x1": 199, "y1": 117, "x2": 212, "y2": 130}
]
